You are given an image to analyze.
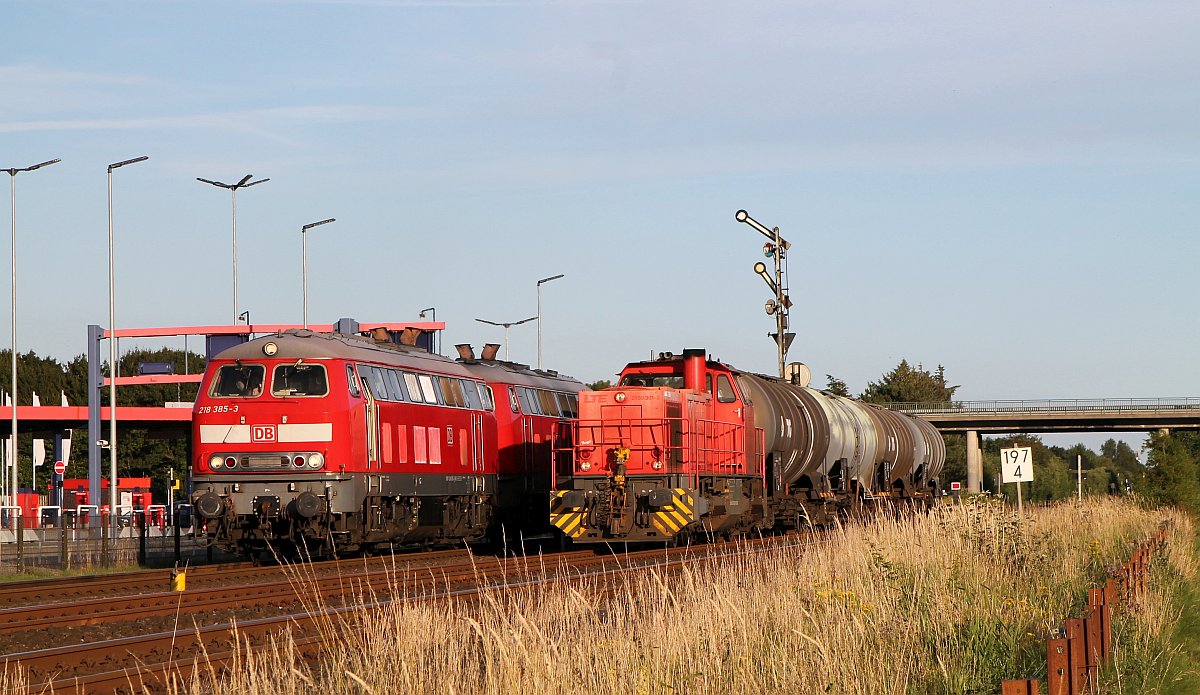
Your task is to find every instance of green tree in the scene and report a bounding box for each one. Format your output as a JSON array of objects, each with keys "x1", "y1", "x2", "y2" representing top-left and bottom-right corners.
[
  {"x1": 586, "y1": 379, "x2": 611, "y2": 391},
  {"x1": 824, "y1": 374, "x2": 850, "y2": 397},
  {"x1": 860, "y1": 360, "x2": 958, "y2": 404},
  {"x1": 1137, "y1": 431, "x2": 1200, "y2": 514}
]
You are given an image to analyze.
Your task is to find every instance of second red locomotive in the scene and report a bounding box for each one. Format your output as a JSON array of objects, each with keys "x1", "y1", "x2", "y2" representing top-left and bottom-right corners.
[{"x1": 551, "y1": 349, "x2": 945, "y2": 543}]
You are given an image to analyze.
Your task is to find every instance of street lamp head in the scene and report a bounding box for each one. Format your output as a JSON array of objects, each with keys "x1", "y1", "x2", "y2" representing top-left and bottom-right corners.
[
  {"x1": 237, "y1": 174, "x2": 253, "y2": 187},
  {"x1": 108, "y1": 156, "x2": 148, "y2": 172},
  {"x1": 5, "y1": 159, "x2": 61, "y2": 176},
  {"x1": 419, "y1": 307, "x2": 435, "y2": 319},
  {"x1": 302, "y1": 218, "x2": 336, "y2": 233},
  {"x1": 537, "y1": 274, "x2": 565, "y2": 286}
]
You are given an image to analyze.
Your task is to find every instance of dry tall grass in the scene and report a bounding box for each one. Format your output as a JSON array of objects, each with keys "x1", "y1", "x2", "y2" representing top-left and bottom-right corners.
[
  {"x1": 0, "y1": 496, "x2": 1187, "y2": 694},
  {"x1": 182, "y1": 497, "x2": 1187, "y2": 695}
]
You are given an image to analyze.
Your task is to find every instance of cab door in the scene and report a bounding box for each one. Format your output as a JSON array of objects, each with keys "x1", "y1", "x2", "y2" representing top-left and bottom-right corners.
[
  {"x1": 360, "y1": 371, "x2": 381, "y2": 469},
  {"x1": 710, "y1": 371, "x2": 747, "y2": 470}
]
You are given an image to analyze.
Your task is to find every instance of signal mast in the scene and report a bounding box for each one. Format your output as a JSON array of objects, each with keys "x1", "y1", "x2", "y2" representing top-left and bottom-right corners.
[{"x1": 735, "y1": 210, "x2": 793, "y2": 380}]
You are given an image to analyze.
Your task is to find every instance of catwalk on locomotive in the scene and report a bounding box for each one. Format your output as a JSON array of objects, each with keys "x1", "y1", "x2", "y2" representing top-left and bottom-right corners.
[
  {"x1": 550, "y1": 349, "x2": 945, "y2": 544},
  {"x1": 190, "y1": 323, "x2": 583, "y2": 558}
]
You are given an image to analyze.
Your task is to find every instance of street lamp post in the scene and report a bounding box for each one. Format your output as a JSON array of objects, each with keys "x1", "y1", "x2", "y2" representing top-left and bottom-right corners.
[
  {"x1": 4, "y1": 158, "x2": 60, "y2": 506},
  {"x1": 419, "y1": 307, "x2": 437, "y2": 354},
  {"x1": 535, "y1": 274, "x2": 564, "y2": 370},
  {"x1": 475, "y1": 316, "x2": 537, "y2": 362},
  {"x1": 197, "y1": 175, "x2": 269, "y2": 323},
  {"x1": 108, "y1": 155, "x2": 148, "y2": 526},
  {"x1": 301, "y1": 218, "x2": 335, "y2": 329}
]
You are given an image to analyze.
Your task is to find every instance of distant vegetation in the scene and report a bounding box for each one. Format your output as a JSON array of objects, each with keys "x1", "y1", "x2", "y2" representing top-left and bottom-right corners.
[{"x1": 0, "y1": 347, "x2": 205, "y2": 499}]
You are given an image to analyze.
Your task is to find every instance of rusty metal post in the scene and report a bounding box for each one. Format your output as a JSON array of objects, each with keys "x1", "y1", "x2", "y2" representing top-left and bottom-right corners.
[
  {"x1": 1001, "y1": 679, "x2": 1039, "y2": 695},
  {"x1": 1084, "y1": 609, "x2": 1102, "y2": 683},
  {"x1": 1104, "y1": 577, "x2": 1119, "y2": 607},
  {"x1": 1047, "y1": 638, "x2": 1072, "y2": 695},
  {"x1": 1099, "y1": 603, "x2": 1112, "y2": 663},
  {"x1": 1065, "y1": 619, "x2": 1086, "y2": 693}
]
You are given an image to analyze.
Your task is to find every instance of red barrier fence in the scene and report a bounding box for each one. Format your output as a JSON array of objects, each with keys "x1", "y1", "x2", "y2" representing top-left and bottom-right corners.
[{"x1": 1003, "y1": 521, "x2": 1169, "y2": 695}]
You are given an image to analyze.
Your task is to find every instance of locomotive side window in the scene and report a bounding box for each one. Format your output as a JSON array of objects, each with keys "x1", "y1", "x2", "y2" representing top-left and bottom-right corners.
[
  {"x1": 538, "y1": 389, "x2": 559, "y2": 416},
  {"x1": 508, "y1": 386, "x2": 520, "y2": 413},
  {"x1": 518, "y1": 387, "x2": 543, "y2": 415},
  {"x1": 716, "y1": 374, "x2": 737, "y2": 403},
  {"x1": 403, "y1": 372, "x2": 423, "y2": 402},
  {"x1": 354, "y1": 365, "x2": 389, "y2": 400},
  {"x1": 384, "y1": 369, "x2": 406, "y2": 402},
  {"x1": 439, "y1": 376, "x2": 466, "y2": 408},
  {"x1": 346, "y1": 365, "x2": 361, "y2": 397},
  {"x1": 272, "y1": 364, "x2": 329, "y2": 397},
  {"x1": 463, "y1": 380, "x2": 483, "y2": 410},
  {"x1": 211, "y1": 364, "x2": 266, "y2": 398},
  {"x1": 417, "y1": 374, "x2": 439, "y2": 404}
]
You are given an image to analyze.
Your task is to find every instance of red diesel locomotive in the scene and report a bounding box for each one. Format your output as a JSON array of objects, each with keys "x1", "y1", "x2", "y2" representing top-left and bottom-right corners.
[
  {"x1": 190, "y1": 327, "x2": 583, "y2": 557},
  {"x1": 550, "y1": 349, "x2": 945, "y2": 544}
]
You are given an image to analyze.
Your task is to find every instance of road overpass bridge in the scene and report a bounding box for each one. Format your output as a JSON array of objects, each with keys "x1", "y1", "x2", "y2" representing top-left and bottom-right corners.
[{"x1": 891, "y1": 398, "x2": 1200, "y2": 493}]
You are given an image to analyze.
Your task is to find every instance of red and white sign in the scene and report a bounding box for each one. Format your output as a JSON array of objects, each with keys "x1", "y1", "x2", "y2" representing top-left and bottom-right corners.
[
  {"x1": 950, "y1": 481, "x2": 962, "y2": 491},
  {"x1": 251, "y1": 425, "x2": 277, "y2": 443},
  {"x1": 53, "y1": 460, "x2": 67, "y2": 475}
]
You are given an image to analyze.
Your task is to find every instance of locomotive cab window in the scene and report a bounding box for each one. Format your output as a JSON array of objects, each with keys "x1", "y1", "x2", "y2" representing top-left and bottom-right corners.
[
  {"x1": 619, "y1": 373, "x2": 685, "y2": 388},
  {"x1": 716, "y1": 374, "x2": 738, "y2": 403},
  {"x1": 211, "y1": 364, "x2": 266, "y2": 398},
  {"x1": 346, "y1": 365, "x2": 361, "y2": 397},
  {"x1": 272, "y1": 364, "x2": 329, "y2": 397}
]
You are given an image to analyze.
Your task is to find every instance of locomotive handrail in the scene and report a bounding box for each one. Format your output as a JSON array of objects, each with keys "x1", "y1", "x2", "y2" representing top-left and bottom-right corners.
[
  {"x1": 888, "y1": 397, "x2": 1200, "y2": 415},
  {"x1": 559, "y1": 416, "x2": 756, "y2": 476}
]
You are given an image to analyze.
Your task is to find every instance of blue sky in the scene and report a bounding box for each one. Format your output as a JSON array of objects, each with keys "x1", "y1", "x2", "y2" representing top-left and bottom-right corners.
[{"x1": 3, "y1": 1, "x2": 1198, "y2": 452}]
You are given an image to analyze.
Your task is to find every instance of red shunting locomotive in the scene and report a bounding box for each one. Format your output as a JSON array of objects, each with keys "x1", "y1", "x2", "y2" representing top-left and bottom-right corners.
[
  {"x1": 550, "y1": 349, "x2": 945, "y2": 544},
  {"x1": 190, "y1": 327, "x2": 582, "y2": 557}
]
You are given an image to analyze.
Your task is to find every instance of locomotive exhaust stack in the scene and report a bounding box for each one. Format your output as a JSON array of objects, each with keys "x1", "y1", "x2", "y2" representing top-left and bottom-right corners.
[
  {"x1": 481, "y1": 343, "x2": 501, "y2": 361},
  {"x1": 456, "y1": 344, "x2": 476, "y2": 360}
]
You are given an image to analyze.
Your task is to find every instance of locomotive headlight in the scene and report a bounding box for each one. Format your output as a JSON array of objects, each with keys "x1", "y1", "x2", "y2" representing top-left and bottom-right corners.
[
  {"x1": 307, "y1": 453, "x2": 324, "y2": 469},
  {"x1": 652, "y1": 461, "x2": 664, "y2": 470},
  {"x1": 263, "y1": 342, "x2": 278, "y2": 356},
  {"x1": 209, "y1": 455, "x2": 224, "y2": 470},
  {"x1": 579, "y1": 461, "x2": 592, "y2": 472},
  {"x1": 614, "y1": 392, "x2": 626, "y2": 403}
]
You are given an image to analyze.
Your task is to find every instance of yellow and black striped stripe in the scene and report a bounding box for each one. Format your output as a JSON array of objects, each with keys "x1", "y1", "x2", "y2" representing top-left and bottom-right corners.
[
  {"x1": 651, "y1": 488, "x2": 694, "y2": 538},
  {"x1": 550, "y1": 491, "x2": 587, "y2": 539}
]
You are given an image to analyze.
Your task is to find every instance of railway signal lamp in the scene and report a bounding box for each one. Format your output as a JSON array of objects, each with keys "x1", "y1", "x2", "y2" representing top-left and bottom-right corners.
[{"x1": 736, "y1": 209, "x2": 793, "y2": 379}]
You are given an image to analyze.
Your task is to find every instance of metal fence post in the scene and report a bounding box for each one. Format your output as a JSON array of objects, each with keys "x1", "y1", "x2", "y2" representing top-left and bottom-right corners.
[
  {"x1": 138, "y1": 509, "x2": 147, "y2": 566},
  {"x1": 101, "y1": 518, "x2": 109, "y2": 567},
  {"x1": 173, "y1": 507, "x2": 181, "y2": 565},
  {"x1": 59, "y1": 520, "x2": 68, "y2": 570},
  {"x1": 15, "y1": 517, "x2": 24, "y2": 573}
]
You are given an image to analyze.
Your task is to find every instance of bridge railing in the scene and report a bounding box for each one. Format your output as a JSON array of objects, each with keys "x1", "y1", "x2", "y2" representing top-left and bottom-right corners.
[{"x1": 889, "y1": 398, "x2": 1200, "y2": 415}]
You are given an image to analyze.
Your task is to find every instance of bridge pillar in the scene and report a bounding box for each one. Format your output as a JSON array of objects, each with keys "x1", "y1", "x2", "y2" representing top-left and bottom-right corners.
[{"x1": 967, "y1": 430, "x2": 982, "y2": 493}]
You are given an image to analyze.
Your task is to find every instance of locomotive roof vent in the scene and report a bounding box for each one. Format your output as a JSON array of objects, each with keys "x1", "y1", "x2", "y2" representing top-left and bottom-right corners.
[{"x1": 456, "y1": 344, "x2": 476, "y2": 360}]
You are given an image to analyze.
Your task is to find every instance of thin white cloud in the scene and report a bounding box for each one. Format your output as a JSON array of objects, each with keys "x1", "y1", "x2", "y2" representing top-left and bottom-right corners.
[{"x1": 0, "y1": 105, "x2": 405, "y2": 134}]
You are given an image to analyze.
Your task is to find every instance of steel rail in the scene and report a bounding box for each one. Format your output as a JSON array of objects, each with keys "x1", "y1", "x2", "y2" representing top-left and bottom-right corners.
[{"x1": 12, "y1": 535, "x2": 826, "y2": 693}]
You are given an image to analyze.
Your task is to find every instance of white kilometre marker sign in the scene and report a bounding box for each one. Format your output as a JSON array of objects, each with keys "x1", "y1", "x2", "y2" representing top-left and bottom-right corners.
[{"x1": 1000, "y1": 446, "x2": 1034, "y2": 514}]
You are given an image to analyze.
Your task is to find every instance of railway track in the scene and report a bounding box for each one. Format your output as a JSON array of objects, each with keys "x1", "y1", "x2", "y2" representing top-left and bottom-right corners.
[{"x1": 1, "y1": 535, "x2": 821, "y2": 694}]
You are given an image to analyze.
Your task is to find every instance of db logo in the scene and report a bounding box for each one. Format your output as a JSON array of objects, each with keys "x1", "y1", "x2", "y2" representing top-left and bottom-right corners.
[{"x1": 251, "y1": 425, "x2": 277, "y2": 443}]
